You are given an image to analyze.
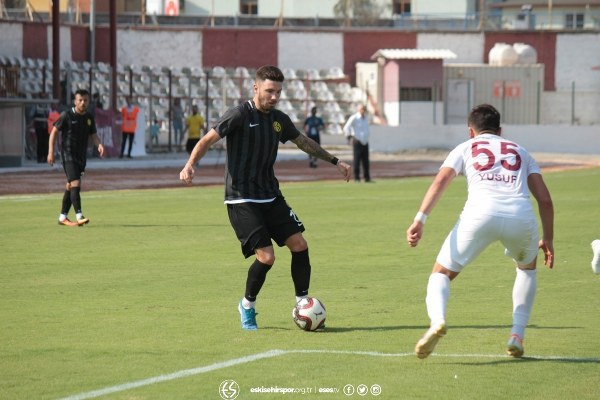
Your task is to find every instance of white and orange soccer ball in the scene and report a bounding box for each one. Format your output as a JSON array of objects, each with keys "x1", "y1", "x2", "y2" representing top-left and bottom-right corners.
[{"x1": 292, "y1": 297, "x2": 326, "y2": 331}]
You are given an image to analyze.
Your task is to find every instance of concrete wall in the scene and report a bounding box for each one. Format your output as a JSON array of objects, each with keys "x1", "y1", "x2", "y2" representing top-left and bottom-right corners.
[
  {"x1": 2, "y1": 22, "x2": 599, "y2": 124},
  {"x1": 366, "y1": 124, "x2": 600, "y2": 154},
  {"x1": 418, "y1": 32, "x2": 485, "y2": 63},
  {"x1": 278, "y1": 32, "x2": 344, "y2": 70}
]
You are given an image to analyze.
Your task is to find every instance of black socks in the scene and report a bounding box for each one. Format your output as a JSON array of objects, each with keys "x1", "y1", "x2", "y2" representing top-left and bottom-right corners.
[
  {"x1": 291, "y1": 249, "x2": 311, "y2": 298},
  {"x1": 245, "y1": 259, "x2": 272, "y2": 302}
]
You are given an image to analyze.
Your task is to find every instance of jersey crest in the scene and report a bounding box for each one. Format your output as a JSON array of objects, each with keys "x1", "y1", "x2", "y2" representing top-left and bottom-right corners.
[{"x1": 272, "y1": 121, "x2": 282, "y2": 134}]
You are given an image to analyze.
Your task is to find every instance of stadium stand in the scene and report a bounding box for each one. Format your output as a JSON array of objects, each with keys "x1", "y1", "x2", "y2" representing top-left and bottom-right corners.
[{"x1": 1, "y1": 57, "x2": 363, "y2": 141}]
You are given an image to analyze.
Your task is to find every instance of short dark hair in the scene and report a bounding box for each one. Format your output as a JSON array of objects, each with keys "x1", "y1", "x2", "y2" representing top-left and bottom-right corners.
[
  {"x1": 256, "y1": 65, "x2": 284, "y2": 83},
  {"x1": 468, "y1": 104, "x2": 501, "y2": 133},
  {"x1": 75, "y1": 89, "x2": 90, "y2": 97}
]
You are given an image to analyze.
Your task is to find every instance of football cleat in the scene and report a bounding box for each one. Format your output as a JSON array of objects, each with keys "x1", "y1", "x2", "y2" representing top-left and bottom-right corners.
[
  {"x1": 77, "y1": 216, "x2": 90, "y2": 225},
  {"x1": 415, "y1": 321, "x2": 447, "y2": 359},
  {"x1": 506, "y1": 334, "x2": 524, "y2": 358},
  {"x1": 591, "y1": 240, "x2": 600, "y2": 274},
  {"x1": 238, "y1": 300, "x2": 258, "y2": 330},
  {"x1": 58, "y1": 218, "x2": 79, "y2": 227}
]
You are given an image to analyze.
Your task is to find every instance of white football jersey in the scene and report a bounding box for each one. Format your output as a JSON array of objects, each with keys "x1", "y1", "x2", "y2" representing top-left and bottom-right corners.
[{"x1": 442, "y1": 133, "x2": 541, "y2": 217}]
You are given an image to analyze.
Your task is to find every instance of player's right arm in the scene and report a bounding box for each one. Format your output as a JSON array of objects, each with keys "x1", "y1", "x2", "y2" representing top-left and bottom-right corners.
[
  {"x1": 406, "y1": 167, "x2": 456, "y2": 247},
  {"x1": 47, "y1": 126, "x2": 58, "y2": 166},
  {"x1": 528, "y1": 173, "x2": 554, "y2": 268},
  {"x1": 179, "y1": 128, "x2": 221, "y2": 184}
]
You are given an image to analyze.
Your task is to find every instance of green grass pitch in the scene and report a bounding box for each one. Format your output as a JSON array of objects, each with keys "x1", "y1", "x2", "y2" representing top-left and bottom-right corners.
[{"x1": 1, "y1": 168, "x2": 600, "y2": 399}]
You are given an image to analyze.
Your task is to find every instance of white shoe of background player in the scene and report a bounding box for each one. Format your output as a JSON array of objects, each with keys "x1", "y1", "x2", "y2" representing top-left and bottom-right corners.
[{"x1": 592, "y1": 240, "x2": 600, "y2": 274}]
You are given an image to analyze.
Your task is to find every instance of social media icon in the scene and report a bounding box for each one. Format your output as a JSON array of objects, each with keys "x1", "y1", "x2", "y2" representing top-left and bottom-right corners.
[
  {"x1": 357, "y1": 384, "x2": 368, "y2": 396},
  {"x1": 371, "y1": 384, "x2": 382, "y2": 396},
  {"x1": 343, "y1": 384, "x2": 355, "y2": 396}
]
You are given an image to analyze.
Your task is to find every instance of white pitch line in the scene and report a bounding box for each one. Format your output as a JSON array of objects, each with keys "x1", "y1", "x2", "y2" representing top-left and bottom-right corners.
[
  {"x1": 57, "y1": 349, "x2": 285, "y2": 400},
  {"x1": 57, "y1": 349, "x2": 600, "y2": 400}
]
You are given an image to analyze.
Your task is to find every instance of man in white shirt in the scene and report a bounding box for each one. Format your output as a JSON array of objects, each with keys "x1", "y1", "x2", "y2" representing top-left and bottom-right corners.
[
  {"x1": 406, "y1": 104, "x2": 554, "y2": 359},
  {"x1": 343, "y1": 104, "x2": 371, "y2": 182}
]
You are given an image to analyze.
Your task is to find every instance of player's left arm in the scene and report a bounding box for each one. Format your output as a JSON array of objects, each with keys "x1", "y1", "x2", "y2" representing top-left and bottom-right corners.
[
  {"x1": 528, "y1": 173, "x2": 554, "y2": 268},
  {"x1": 90, "y1": 132, "x2": 105, "y2": 158},
  {"x1": 291, "y1": 134, "x2": 351, "y2": 181}
]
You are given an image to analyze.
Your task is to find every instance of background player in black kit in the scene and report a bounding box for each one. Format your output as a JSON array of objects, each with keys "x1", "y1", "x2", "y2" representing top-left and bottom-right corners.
[
  {"x1": 48, "y1": 89, "x2": 105, "y2": 226},
  {"x1": 180, "y1": 65, "x2": 351, "y2": 330}
]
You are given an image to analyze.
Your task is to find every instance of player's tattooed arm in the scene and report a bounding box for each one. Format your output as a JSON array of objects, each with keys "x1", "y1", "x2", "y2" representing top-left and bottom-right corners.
[{"x1": 291, "y1": 134, "x2": 336, "y2": 164}]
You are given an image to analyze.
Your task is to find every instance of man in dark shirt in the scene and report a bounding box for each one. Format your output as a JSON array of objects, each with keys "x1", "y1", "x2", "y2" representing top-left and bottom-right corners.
[
  {"x1": 303, "y1": 106, "x2": 325, "y2": 168},
  {"x1": 48, "y1": 89, "x2": 105, "y2": 226},
  {"x1": 180, "y1": 65, "x2": 351, "y2": 330}
]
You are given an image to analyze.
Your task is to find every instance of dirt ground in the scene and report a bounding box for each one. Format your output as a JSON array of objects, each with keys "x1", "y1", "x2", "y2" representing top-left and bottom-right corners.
[{"x1": 1, "y1": 151, "x2": 598, "y2": 196}]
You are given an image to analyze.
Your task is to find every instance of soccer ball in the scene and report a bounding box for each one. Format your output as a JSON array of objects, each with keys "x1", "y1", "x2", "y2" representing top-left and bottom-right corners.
[{"x1": 292, "y1": 297, "x2": 326, "y2": 331}]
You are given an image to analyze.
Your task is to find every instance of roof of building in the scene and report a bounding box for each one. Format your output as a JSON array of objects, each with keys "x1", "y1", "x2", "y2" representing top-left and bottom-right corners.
[
  {"x1": 490, "y1": 0, "x2": 600, "y2": 8},
  {"x1": 371, "y1": 49, "x2": 457, "y2": 61}
]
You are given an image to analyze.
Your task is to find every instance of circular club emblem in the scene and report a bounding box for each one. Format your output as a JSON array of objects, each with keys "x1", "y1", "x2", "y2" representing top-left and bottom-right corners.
[
  {"x1": 87, "y1": 118, "x2": 92, "y2": 126},
  {"x1": 272, "y1": 121, "x2": 282, "y2": 133},
  {"x1": 218, "y1": 380, "x2": 240, "y2": 399}
]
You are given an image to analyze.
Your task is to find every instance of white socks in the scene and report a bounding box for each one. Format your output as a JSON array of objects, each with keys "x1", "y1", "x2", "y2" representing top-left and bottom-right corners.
[
  {"x1": 296, "y1": 295, "x2": 308, "y2": 304},
  {"x1": 511, "y1": 268, "x2": 537, "y2": 339},
  {"x1": 425, "y1": 268, "x2": 537, "y2": 341},
  {"x1": 591, "y1": 240, "x2": 600, "y2": 274},
  {"x1": 241, "y1": 298, "x2": 256, "y2": 309},
  {"x1": 426, "y1": 273, "x2": 450, "y2": 326}
]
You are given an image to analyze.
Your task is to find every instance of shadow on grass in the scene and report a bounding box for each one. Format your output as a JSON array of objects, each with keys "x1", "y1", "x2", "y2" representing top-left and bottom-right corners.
[
  {"x1": 447, "y1": 356, "x2": 600, "y2": 365},
  {"x1": 293, "y1": 324, "x2": 582, "y2": 333}
]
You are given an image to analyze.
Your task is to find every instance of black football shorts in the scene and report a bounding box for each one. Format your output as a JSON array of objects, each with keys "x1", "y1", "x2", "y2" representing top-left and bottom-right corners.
[
  {"x1": 227, "y1": 196, "x2": 305, "y2": 258},
  {"x1": 63, "y1": 161, "x2": 85, "y2": 183}
]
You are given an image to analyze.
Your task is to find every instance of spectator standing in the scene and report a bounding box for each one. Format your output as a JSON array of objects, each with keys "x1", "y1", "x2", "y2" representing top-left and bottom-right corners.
[
  {"x1": 33, "y1": 96, "x2": 49, "y2": 163},
  {"x1": 184, "y1": 104, "x2": 205, "y2": 154},
  {"x1": 343, "y1": 104, "x2": 371, "y2": 182},
  {"x1": 172, "y1": 97, "x2": 184, "y2": 150},
  {"x1": 303, "y1": 106, "x2": 325, "y2": 168},
  {"x1": 120, "y1": 96, "x2": 139, "y2": 158},
  {"x1": 150, "y1": 119, "x2": 161, "y2": 147}
]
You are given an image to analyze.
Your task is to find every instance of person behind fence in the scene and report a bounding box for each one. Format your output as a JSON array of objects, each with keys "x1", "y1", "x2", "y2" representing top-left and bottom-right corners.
[
  {"x1": 33, "y1": 94, "x2": 50, "y2": 163},
  {"x1": 184, "y1": 104, "x2": 205, "y2": 154},
  {"x1": 303, "y1": 106, "x2": 325, "y2": 168},
  {"x1": 179, "y1": 65, "x2": 352, "y2": 331},
  {"x1": 150, "y1": 118, "x2": 161, "y2": 146},
  {"x1": 343, "y1": 103, "x2": 372, "y2": 182},
  {"x1": 120, "y1": 96, "x2": 139, "y2": 158},
  {"x1": 406, "y1": 103, "x2": 554, "y2": 359},
  {"x1": 48, "y1": 89, "x2": 105, "y2": 227},
  {"x1": 172, "y1": 97, "x2": 185, "y2": 150}
]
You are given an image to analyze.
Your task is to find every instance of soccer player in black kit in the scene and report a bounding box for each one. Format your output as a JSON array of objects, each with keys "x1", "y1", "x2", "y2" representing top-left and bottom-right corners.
[
  {"x1": 180, "y1": 65, "x2": 351, "y2": 330},
  {"x1": 48, "y1": 89, "x2": 105, "y2": 226}
]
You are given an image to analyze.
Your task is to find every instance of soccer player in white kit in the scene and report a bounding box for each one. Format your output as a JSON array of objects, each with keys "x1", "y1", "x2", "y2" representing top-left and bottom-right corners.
[{"x1": 406, "y1": 104, "x2": 554, "y2": 359}]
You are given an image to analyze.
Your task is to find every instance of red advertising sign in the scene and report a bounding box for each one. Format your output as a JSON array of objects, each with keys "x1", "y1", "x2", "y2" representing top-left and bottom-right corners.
[{"x1": 493, "y1": 80, "x2": 521, "y2": 98}]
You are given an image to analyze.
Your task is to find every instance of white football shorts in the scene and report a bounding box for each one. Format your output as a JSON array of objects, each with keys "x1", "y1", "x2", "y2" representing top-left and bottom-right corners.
[{"x1": 436, "y1": 213, "x2": 540, "y2": 272}]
